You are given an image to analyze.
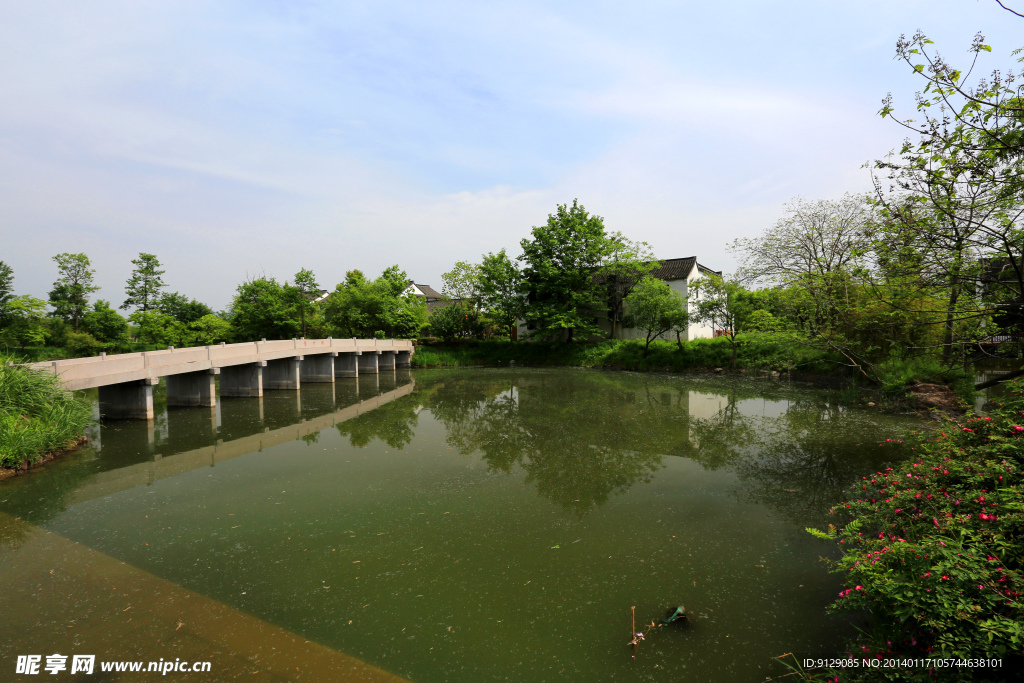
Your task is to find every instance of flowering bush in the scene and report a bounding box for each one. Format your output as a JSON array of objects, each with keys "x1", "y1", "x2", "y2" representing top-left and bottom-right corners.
[{"x1": 808, "y1": 379, "x2": 1024, "y2": 681}]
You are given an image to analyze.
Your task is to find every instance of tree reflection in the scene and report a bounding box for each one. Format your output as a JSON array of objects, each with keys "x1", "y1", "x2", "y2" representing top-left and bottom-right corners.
[{"x1": 335, "y1": 395, "x2": 422, "y2": 449}]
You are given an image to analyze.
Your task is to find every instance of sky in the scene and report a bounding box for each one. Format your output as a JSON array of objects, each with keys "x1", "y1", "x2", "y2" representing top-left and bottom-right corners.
[{"x1": 1, "y1": 0, "x2": 1021, "y2": 311}]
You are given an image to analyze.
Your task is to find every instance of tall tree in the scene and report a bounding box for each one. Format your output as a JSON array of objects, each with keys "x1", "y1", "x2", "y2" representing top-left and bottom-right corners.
[
  {"x1": 122, "y1": 253, "x2": 166, "y2": 314},
  {"x1": 292, "y1": 268, "x2": 319, "y2": 338},
  {"x1": 519, "y1": 200, "x2": 612, "y2": 342},
  {"x1": 122, "y1": 253, "x2": 166, "y2": 343},
  {"x1": 48, "y1": 253, "x2": 99, "y2": 332},
  {"x1": 0, "y1": 261, "x2": 14, "y2": 328},
  {"x1": 478, "y1": 249, "x2": 525, "y2": 340}
]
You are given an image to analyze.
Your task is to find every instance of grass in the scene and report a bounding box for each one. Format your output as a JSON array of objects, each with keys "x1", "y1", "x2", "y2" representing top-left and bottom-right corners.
[{"x1": 0, "y1": 355, "x2": 93, "y2": 469}]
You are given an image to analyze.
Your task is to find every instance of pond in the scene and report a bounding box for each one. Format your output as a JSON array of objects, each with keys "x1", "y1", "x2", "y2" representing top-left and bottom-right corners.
[{"x1": 0, "y1": 367, "x2": 925, "y2": 682}]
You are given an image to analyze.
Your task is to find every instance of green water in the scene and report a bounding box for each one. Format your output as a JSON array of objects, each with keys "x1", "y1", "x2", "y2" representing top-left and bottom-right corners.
[{"x1": 0, "y1": 367, "x2": 925, "y2": 681}]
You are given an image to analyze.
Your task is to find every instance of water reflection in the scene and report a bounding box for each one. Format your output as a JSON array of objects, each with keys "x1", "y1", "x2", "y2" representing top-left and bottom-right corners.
[{"x1": 331, "y1": 370, "x2": 917, "y2": 517}]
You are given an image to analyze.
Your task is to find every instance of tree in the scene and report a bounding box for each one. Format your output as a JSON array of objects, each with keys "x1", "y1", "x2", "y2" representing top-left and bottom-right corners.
[
  {"x1": 228, "y1": 276, "x2": 298, "y2": 342},
  {"x1": 122, "y1": 253, "x2": 166, "y2": 342},
  {"x1": 601, "y1": 235, "x2": 658, "y2": 339},
  {"x1": 48, "y1": 253, "x2": 99, "y2": 332},
  {"x1": 325, "y1": 266, "x2": 427, "y2": 340},
  {"x1": 292, "y1": 268, "x2": 319, "y2": 338},
  {"x1": 190, "y1": 314, "x2": 232, "y2": 344},
  {"x1": 83, "y1": 300, "x2": 130, "y2": 343},
  {"x1": 691, "y1": 273, "x2": 743, "y2": 368},
  {"x1": 874, "y1": 30, "x2": 1024, "y2": 362},
  {"x1": 0, "y1": 261, "x2": 14, "y2": 328},
  {"x1": 428, "y1": 302, "x2": 482, "y2": 341},
  {"x1": 623, "y1": 275, "x2": 687, "y2": 357},
  {"x1": 0, "y1": 295, "x2": 48, "y2": 348},
  {"x1": 157, "y1": 292, "x2": 213, "y2": 325},
  {"x1": 441, "y1": 261, "x2": 482, "y2": 308},
  {"x1": 519, "y1": 200, "x2": 612, "y2": 342},
  {"x1": 477, "y1": 249, "x2": 526, "y2": 340}
]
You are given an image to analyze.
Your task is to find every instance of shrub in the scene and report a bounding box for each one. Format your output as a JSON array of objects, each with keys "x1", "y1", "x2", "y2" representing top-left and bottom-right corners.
[
  {"x1": 808, "y1": 379, "x2": 1024, "y2": 680},
  {"x1": 0, "y1": 356, "x2": 92, "y2": 468},
  {"x1": 65, "y1": 331, "x2": 104, "y2": 358}
]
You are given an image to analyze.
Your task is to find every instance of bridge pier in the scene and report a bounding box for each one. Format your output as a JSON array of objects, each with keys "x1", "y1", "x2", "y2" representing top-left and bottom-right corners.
[
  {"x1": 166, "y1": 369, "x2": 218, "y2": 407},
  {"x1": 221, "y1": 362, "x2": 265, "y2": 397},
  {"x1": 379, "y1": 350, "x2": 396, "y2": 371},
  {"x1": 335, "y1": 353, "x2": 359, "y2": 378},
  {"x1": 265, "y1": 357, "x2": 301, "y2": 390},
  {"x1": 396, "y1": 350, "x2": 412, "y2": 368},
  {"x1": 300, "y1": 354, "x2": 334, "y2": 383},
  {"x1": 357, "y1": 351, "x2": 380, "y2": 375},
  {"x1": 98, "y1": 378, "x2": 158, "y2": 420}
]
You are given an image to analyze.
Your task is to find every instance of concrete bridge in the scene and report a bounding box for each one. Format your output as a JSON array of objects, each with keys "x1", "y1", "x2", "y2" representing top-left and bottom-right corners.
[{"x1": 29, "y1": 338, "x2": 414, "y2": 420}]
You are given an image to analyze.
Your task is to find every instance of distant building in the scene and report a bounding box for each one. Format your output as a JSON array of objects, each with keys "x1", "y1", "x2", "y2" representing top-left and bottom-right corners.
[{"x1": 404, "y1": 283, "x2": 462, "y2": 313}]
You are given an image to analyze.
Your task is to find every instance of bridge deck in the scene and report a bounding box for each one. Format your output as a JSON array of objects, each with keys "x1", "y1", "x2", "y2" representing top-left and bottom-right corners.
[{"x1": 29, "y1": 338, "x2": 414, "y2": 391}]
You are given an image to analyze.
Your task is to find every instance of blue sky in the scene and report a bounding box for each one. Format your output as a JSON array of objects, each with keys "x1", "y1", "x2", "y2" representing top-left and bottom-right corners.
[{"x1": 1, "y1": 0, "x2": 1020, "y2": 310}]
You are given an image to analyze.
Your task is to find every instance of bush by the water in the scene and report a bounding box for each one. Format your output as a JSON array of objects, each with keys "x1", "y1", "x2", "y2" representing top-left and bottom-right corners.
[
  {"x1": 807, "y1": 379, "x2": 1024, "y2": 680},
  {"x1": 411, "y1": 334, "x2": 838, "y2": 376},
  {"x1": 0, "y1": 357, "x2": 92, "y2": 469}
]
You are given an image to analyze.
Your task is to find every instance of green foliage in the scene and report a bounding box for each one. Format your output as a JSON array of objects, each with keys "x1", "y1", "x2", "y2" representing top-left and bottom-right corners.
[
  {"x1": 82, "y1": 300, "x2": 129, "y2": 343},
  {"x1": 128, "y1": 310, "x2": 193, "y2": 347},
  {"x1": 228, "y1": 277, "x2": 299, "y2": 342},
  {"x1": 0, "y1": 295, "x2": 48, "y2": 349},
  {"x1": 324, "y1": 267, "x2": 426, "y2": 339},
  {"x1": 292, "y1": 268, "x2": 320, "y2": 338},
  {"x1": 65, "y1": 331, "x2": 104, "y2": 358},
  {"x1": 122, "y1": 252, "x2": 166, "y2": 314},
  {"x1": 157, "y1": 292, "x2": 213, "y2": 325},
  {"x1": 0, "y1": 355, "x2": 92, "y2": 468},
  {"x1": 477, "y1": 249, "x2": 525, "y2": 340},
  {"x1": 428, "y1": 302, "x2": 482, "y2": 341},
  {"x1": 190, "y1": 314, "x2": 232, "y2": 344},
  {"x1": 519, "y1": 199, "x2": 612, "y2": 341},
  {"x1": 0, "y1": 261, "x2": 14, "y2": 324},
  {"x1": 623, "y1": 274, "x2": 687, "y2": 357},
  {"x1": 441, "y1": 261, "x2": 481, "y2": 303},
  {"x1": 41, "y1": 316, "x2": 69, "y2": 347},
  {"x1": 744, "y1": 309, "x2": 782, "y2": 333},
  {"x1": 48, "y1": 252, "x2": 98, "y2": 332},
  {"x1": 808, "y1": 380, "x2": 1024, "y2": 680}
]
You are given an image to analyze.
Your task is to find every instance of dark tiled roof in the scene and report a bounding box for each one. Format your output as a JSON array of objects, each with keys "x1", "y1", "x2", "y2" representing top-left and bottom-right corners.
[
  {"x1": 650, "y1": 257, "x2": 697, "y2": 281},
  {"x1": 415, "y1": 284, "x2": 444, "y2": 299}
]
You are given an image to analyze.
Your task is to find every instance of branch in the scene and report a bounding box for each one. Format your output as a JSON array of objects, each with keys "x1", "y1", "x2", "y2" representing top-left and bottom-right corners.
[{"x1": 995, "y1": 1, "x2": 1024, "y2": 18}]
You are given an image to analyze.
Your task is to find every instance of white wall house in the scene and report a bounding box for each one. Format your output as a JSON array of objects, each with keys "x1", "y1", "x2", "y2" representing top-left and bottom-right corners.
[{"x1": 516, "y1": 256, "x2": 722, "y2": 342}]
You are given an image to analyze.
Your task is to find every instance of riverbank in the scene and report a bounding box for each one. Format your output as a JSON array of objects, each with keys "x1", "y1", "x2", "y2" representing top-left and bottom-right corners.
[
  {"x1": 805, "y1": 379, "x2": 1024, "y2": 681},
  {"x1": 0, "y1": 357, "x2": 92, "y2": 475},
  {"x1": 412, "y1": 335, "x2": 834, "y2": 375}
]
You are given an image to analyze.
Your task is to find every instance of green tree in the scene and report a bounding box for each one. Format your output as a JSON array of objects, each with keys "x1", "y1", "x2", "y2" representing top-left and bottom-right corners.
[
  {"x1": 228, "y1": 277, "x2": 298, "y2": 342},
  {"x1": 623, "y1": 275, "x2": 687, "y2": 357},
  {"x1": 519, "y1": 200, "x2": 612, "y2": 342},
  {"x1": 292, "y1": 268, "x2": 319, "y2": 338},
  {"x1": 0, "y1": 295, "x2": 48, "y2": 348},
  {"x1": 602, "y1": 235, "x2": 658, "y2": 339},
  {"x1": 83, "y1": 300, "x2": 130, "y2": 343},
  {"x1": 428, "y1": 302, "x2": 482, "y2": 341},
  {"x1": 157, "y1": 292, "x2": 213, "y2": 325},
  {"x1": 325, "y1": 267, "x2": 426, "y2": 339},
  {"x1": 441, "y1": 261, "x2": 482, "y2": 307},
  {"x1": 190, "y1": 314, "x2": 232, "y2": 344},
  {"x1": 477, "y1": 249, "x2": 525, "y2": 340},
  {"x1": 128, "y1": 311, "x2": 193, "y2": 347},
  {"x1": 122, "y1": 253, "x2": 166, "y2": 342},
  {"x1": 691, "y1": 273, "x2": 742, "y2": 368},
  {"x1": 48, "y1": 253, "x2": 99, "y2": 332},
  {"x1": 0, "y1": 261, "x2": 14, "y2": 327}
]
